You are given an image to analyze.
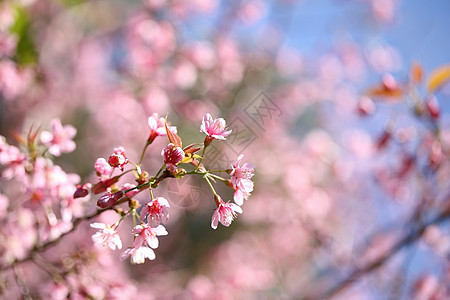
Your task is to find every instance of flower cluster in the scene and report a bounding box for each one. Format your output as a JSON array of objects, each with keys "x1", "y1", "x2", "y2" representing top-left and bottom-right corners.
[{"x1": 87, "y1": 113, "x2": 254, "y2": 263}]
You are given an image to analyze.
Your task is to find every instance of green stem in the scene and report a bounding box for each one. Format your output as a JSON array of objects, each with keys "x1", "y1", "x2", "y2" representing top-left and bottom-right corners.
[
  {"x1": 149, "y1": 186, "x2": 154, "y2": 199},
  {"x1": 183, "y1": 171, "x2": 227, "y2": 182},
  {"x1": 154, "y1": 164, "x2": 165, "y2": 178},
  {"x1": 208, "y1": 173, "x2": 228, "y2": 182},
  {"x1": 204, "y1": 174, "x2": 218, "y2": 197},
  {"x1": 122, "y1": 182, "x2": 149, "y2": 194},
  {"x1": 138, "y1": 141, "x2": 151, "y2": 165},
  {"x1": 195, "y1": 146, "x2": 207, "y2": 172}
]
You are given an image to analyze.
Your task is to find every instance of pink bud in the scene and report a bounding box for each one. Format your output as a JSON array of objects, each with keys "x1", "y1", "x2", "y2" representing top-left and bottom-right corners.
[
  {"x1": 97, "y1": 191, "x2": 124, "y2": 209},
  {"x1": 357, "y1": 96, "x2": 376, "y2": 116},
  {"x1": 73, "y1": 183, "x2": 92, "y2": 199},
  {"x1": 426, "y1": 96, "x2": 440, "y2": 120},
  {"x1": 382, "y1": 73, "x2": 397, "y2": 91}
]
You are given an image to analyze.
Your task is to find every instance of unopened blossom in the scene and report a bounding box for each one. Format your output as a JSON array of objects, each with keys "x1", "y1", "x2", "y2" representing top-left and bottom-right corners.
[
  {"x1": 94, "y1": 158, "x2": 113, "y2": 177},
  {"x1": 162, "y1": 143, "x2": 184, "y2": 172},
  {"x1": 97, "y1": 191, "x2": 124, "y2": 209},
  {"x1": 147, "y1": 113, "x2": 177, "y2": 143},
  {"x1": 200, "y1": 113, "x2": 232, "y2": 146},
  {"x1": 120, "y1": 246, "x2": 156, "y2": 264},
  {"x1": 90, "y1": 223, "x2": 122, "y2": 250},
  {"x1": 121, "y1": 183, "x2": 139, "y2": 198},
  {"x1": 108, "y1": 146, "x2": 128, "y2": 171},
  {"x1": 140, "y1": 197, "x2": 170, "y2": 227},
  {"x1": 230, "y1": 154, "x2": 254, "y2": 205},
  {"x1": 132, "y1": 224, "x2": 168, "y2": 249},
  {"x1": 40, "y1": 119, "x2": 76, "y2": 157},
  {"x1": 73, "y1": 183, "x2": 92, "y2": 199},
  {"x1": 211, "y1": 197, "x2": 243, "y2": 229}
]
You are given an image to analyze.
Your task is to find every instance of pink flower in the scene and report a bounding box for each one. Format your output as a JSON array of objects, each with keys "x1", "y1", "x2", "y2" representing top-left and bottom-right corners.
[
  {"x1": 132, "y1": 223, "x2": 168, "y2": 249},
  {"x1": 233, "y1": 188, "x2": 252, "y2": 207},
  {"x1": 40, "y1": 119, "x2": 76, "y2": 156},
  {"x1": 230, "y1": 154, "x2": 254, "y2": 205},
  {"x1": 200, "y1": 113, "x2": 232, "y2": 146},
  {"x1": 94, "y1": 158, "x2": 113, "y2": 177},
  {"x1": 162, "y1": 143, "x2": 184, "y2": 172},
  {"x1": 0, "y1": 140, "x2": 26, "y2": 180},
  {"x1": 90, "y1": 222, "x2": 122, "y2": 250},
  {"x1": 147, "y1": 113, "x2": 177, "y2": 143},
  {"x1": 120, "y1": 246, "x2": 156, "y2": 264},
  {"x1": 140, "y1": 197, "x2": 170, "y2": 227},
  {"x1": 108, "y1": 146, "x2": 128, "y2": 171},
  {"x1": 211, "y1": 197, "x2": 243, "y2": 229}
]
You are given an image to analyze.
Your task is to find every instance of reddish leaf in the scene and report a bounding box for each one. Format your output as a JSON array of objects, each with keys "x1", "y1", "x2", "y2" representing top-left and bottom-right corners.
[
  {"x1": 92, "y1": 176, "x2": 119, "y2": 194},
  {"x1": 183, "y1": 143, "x2": 202, "y2": 154},
  {"x1": 165, "y1": 119, "x2": 182, "y2": 148}
]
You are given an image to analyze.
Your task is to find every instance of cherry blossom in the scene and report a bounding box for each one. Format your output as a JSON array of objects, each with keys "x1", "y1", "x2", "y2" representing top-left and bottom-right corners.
[
  {"x1": 120, "y1": 246, "x2": 156, "y2": 264},
  {"x1": 211, "y1": 197, "x2": 243, "y2": 229},
  {"x1": 121, "y1": 183, "x2": 139, "y2": 198},
  {"x1": 230, "y1": 154, "x2": 254, "y2": 205},
  {"x1": 108, "y1": 146, "x2": 128, "y2": 171},
  {"x1": 40, "y1": 119, "x2": 77, "y2": 157},
  {"x1": 140, "y1": 197, "x2": 170, "y2": 227},
  {"x1": 148, "y1": 113, "x2": 177, "y2": 143},
  {"x1": 90, "y1": 223, "x2": 122, "y2": 250},
  {"x1": 94, "y1": 158, "x2": 113, "y2": 177},
  {"x1": 132, "y1": 224, "x2": 168, "y2": 249},
  {"x1": 200, "y1": 113, "x2": 232, "y2": 146},
  {"x1": 162, "y1": 143, "x2": 184, "y2": 172}
]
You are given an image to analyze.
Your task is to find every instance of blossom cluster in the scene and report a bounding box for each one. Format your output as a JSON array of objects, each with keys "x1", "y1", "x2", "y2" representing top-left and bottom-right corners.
[{"x1": 84, "y1": 112, "x2": 254, "y2": 263}]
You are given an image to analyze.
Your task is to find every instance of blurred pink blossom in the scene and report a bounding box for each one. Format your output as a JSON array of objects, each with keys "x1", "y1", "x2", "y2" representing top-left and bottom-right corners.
[
  {"x1": 230, "y1": 154, "x2": 254, "y2": 206},
  {"x1": 120, "y1": 245, "x2": 156, "y2": 264},
  {"x1": 90, "y1": 222, "x2": 122, "y2": 250},
  {"x1": 94, "y1": 158, "x2": 113, "y2": 177},
  {"x1": 40, "y1": 119, "x2": 77, "y2": 157}
]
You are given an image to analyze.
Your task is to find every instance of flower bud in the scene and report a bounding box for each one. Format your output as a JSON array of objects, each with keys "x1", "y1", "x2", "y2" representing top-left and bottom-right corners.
[
  {"x1": 97, "y1": 191, "x2": 124, "y2": 209},
  {"x1": 73, "y1": 183, "x2": 92, "y2": 199},
  {"x1": 426, "y1": 95, "x2": 440, "y2": 120},
  {"x1": 357, "y1": 96, "x2": 376, "y2": 116}
]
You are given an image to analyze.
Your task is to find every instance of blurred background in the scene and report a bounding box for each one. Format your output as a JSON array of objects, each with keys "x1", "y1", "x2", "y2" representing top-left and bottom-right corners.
[{"x1": 1, "y1": 0, "x2": 450, "y2": 299}]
